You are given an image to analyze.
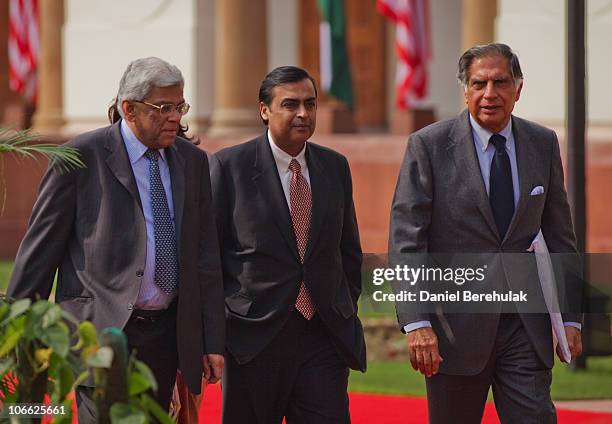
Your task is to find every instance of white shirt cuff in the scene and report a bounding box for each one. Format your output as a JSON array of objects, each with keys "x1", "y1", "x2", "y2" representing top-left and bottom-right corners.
[
  {"x1": 564, "y1": 322, "x2": 582, "y2": 331},
  {"x1": 403, "y1": 320, "x2": 432, "y2": 334}
]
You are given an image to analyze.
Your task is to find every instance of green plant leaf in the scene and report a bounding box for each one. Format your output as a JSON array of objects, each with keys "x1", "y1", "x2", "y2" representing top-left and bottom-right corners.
[
  {"x1": 40, "y1": 303, "x2": 63, "y2": 329},
  {"x1": 40, "y1": 321, "x2": 70, "y2": 357},
  {"x1": 28, "y1": 300, "x2": 53, "y2": 338},
  {"x1": 110, "y1": 402, "x2": 147, "y2": 424},
  {"x1": 86, "y1": 346, "x2": 114, "y2": 368},
  {"x1": 49, "y1": 398, "x2": 74, "y2": 424},
  {"x1": 0, "y1": 315, "x2": 27, "y2": 356},
  {"x1": 133, "y1": 359, "x2": 157, "y2": 393},
  {"x1": 57, "y1": 359, "x2": 75, "y2": 400},
  {"x1": 30, "y1": 298, "x2": 53, "y2": 316},
  {"x1": 73, "y1": 370, "x2": 90, "y2": 388},
  {"x1": 140, "y1": 393, "x2": 174, "y2": 424},
  {"x1": 0, "y1": 127, "x2": 85, "y2": 171},
  {"x1": 73, "y1": 321, "x2": 98, "y2": 352},
  {"x1": 127, "y1": 370, "x2": 152, "y2": 396},
  {"x1": 0, "y1": 301, "x2": 10, "y2": 323},
  {"x1": 1, "y1": 298, "x2": 31, "y2": 326},
  {"x1": 50, "y1": 415, "x2": 73, "y2": 424}
]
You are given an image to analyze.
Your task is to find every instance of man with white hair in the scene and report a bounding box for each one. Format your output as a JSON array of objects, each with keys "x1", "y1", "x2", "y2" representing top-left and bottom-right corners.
[
  {"x1": 8, "y1": 57, "x2": 225, "y2": 421},
  {"x1": 389, "y1": 43, "x2": 582, "y2": 423}
]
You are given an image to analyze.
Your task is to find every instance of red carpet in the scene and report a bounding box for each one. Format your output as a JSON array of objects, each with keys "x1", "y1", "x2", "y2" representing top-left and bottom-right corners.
[
  {"x1": 33, "y1": 384, "x2": 612, "y2": 423},
  {"x1": 199, "y1": 384, "x2": 612, "y2": 424}
]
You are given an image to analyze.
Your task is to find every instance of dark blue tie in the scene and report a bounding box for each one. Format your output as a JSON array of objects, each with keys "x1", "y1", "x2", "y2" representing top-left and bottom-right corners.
[
  {"x1": 145, "y1": 149, "x2": 178, "y2": 294},
  {"x1": 489, "y1": 134, "x2": 514, "y2": 239}
]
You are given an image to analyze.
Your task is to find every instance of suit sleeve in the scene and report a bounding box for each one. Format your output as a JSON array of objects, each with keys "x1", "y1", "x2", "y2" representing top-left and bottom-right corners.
[
  {"x1": 208, "y1": 154, "x2": 229, "y2": 251},
  {"x1": 388, "y1": 134, "x2": 433, "y2": 328},
  {"x1": 198, "y1": 152, "x2": 226, "y2": 354},
  {"x1": 540, "y1": 132, "x2": 582, "y2": 323},
  {"x1": 7, "y1": 159, "x2": 77, "y2": 301},
  {"x1": 340, "y1": 157, "x2": 362, "y2": 308}
]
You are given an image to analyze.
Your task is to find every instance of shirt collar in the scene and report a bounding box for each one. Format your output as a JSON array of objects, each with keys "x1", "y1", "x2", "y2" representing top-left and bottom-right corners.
[
  {"x1": 469, "y1": 113, "x2": 513, "y2": 153},
  {"x1": 267, "y1": 129, "x2": 307, "y2": 172},
  {"x1": 120, "y1": 119, "x2": 167, "y2": 164}
]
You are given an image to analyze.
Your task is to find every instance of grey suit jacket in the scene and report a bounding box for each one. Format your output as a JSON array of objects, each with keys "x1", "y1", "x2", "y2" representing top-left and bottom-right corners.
[
  {"x1": 210, "y1": 134, "x2": 366, "y2": 371},
  {"x1": 7, "y1": 122, "x2": 225, "y2": 393},
  {"x1": 389, "y1": 110, "x2": 579, "y2": 374}
]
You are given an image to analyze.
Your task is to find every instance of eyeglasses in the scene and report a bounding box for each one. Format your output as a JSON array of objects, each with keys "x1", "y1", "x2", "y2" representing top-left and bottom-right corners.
[{"x1": 134, "y1": 100, "x2": 190, "y2": 116}]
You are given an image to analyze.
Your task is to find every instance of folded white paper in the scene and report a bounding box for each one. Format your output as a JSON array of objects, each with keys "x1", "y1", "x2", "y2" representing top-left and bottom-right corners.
[{"x1": 531, "y1": 230, "x2": 571, "y2": 363}]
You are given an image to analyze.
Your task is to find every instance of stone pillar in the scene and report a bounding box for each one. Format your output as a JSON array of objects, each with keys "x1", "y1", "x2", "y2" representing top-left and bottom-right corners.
[
  {"x1": 461, "y1": 0, "x2": 498, "y2": 52},
  {"x1": 208, "y1": 0, "x2": 267, "y2": 137},
  {"x1": 33, "y1": 0, "x2": 65, "y2": 133}
]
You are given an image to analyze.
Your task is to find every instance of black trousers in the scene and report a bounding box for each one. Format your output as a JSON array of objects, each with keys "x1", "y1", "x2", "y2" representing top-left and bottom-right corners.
[
  {"x1": 222, "y1": 311, "x2": 351, "y2": 424},
  {"x1": 426, "y1": 314, "x2": 556, "y2": 424},
  {"x1": 76, "y1": 304, "x2": 179, "y2": 423}
]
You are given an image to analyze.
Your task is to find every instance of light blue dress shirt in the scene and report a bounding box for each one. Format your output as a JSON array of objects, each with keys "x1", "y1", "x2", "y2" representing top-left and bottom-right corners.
[
  {"x1": 403, "y1": 115, "x2": 580, "y2": 333},
  {"x1": 120, "y1": 119, "x2": 177, "y2": 309}
]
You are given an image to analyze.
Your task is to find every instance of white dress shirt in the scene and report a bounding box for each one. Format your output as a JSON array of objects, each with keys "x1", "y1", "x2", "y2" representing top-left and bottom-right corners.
[{"x1": 267, "y1": 130, "x2": 310, "y2": 209}]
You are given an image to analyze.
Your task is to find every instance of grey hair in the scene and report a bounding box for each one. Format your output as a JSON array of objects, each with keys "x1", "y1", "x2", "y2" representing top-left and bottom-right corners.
[
  {"x1": 457, "y1": 43, "x2": 523, "y2": 90},
  {"x1": 116, "y1": 57, "x2": 184, "y2": 118}
]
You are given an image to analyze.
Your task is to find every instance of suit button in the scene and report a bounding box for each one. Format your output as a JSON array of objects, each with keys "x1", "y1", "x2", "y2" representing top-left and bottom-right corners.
[
  {"x1": 127, "y1": 303, "x2": 134, "y2": 310},
  {"x1": 136, "y1": 270, "x2": 144, "y2": 277}
]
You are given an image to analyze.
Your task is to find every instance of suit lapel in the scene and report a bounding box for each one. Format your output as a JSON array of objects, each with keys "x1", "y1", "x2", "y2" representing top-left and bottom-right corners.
[
  {"x1": 449, "y1": 111, "x2": 499, "y2": 239},
  {"x1": 503, "y1": 117, "x2": 537, "y2": 243},
  {"x1": 252, "y1": 135, "x2": 300, "y2": 261},
  {"x1": 166, "y1": 143, "x2": 185, "y2": 245},
  {"x1": 104, "y1": 122, "x2": 142, "y2": 211},
  {"x1": 303, "y1": 144, "x2": 330, "y2": 262}
]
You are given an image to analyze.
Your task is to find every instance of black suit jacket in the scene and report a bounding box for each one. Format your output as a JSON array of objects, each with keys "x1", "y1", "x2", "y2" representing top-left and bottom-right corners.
[
  {"x1": 7, "y1": 121, "x2": 225, "y2": 393},
  {"x1": 210, "y1": 134, "x2": 366, "y2": 371},
  {"x1": 389, "y1": 111, "x2": 580, "y2": 374}
]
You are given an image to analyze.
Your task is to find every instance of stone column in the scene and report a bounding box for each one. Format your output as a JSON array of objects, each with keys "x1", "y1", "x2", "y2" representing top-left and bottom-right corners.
[
  {"x1": 33, "y1": 0, "x2": 65, "y2": 133},
  {"x1": 208, "y1": 0, "x2": 267, "y2": 137},
  {"x1": 461, "y1": 0, "x2": 498, "y2": 52}
]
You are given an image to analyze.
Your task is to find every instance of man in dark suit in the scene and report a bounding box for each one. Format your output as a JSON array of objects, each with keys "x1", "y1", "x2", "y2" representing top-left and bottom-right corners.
[
  {"x1": 7, "y1": 57, "x2": 225, "y2": 421},
  {"x1": 389, "y1": 44, "x2": 583, "y2": 423},
  {"x1": 210, "y1": 66, "x2": 365, "y2": 423}
]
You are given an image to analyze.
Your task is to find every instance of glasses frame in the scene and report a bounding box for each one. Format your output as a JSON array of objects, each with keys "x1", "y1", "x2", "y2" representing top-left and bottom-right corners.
[{"x1": 134, "y1": 100, "x2": 190, "y2": 116}]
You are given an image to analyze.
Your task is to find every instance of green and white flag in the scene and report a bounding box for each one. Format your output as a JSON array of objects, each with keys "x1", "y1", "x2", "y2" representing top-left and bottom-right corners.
[{"x1": 317, "y1": 0, "x2": 354, "y2": 108}]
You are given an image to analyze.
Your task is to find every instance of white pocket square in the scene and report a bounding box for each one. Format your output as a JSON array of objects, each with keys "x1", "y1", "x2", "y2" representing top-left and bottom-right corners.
[{"x1": 530, "y1": 186, "x2": 544, "y2": 196}]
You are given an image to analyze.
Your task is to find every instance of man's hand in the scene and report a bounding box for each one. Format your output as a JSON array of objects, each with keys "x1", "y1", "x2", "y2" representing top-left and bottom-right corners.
[
  {"x1": 202, "y1": 354, "x2": 224, "y2": 384},
  {"x1": 406, "y1": 327, "x2": 443, "y2": 377},
  {"x1": 558, "y1": 326, "x2": 583, "y2": 362}
]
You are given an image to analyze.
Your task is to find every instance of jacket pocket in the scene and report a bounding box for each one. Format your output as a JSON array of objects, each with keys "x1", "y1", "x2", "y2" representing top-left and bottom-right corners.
[
  {"x1": 332, "y1": 279, "x2": 356, "y2": 318},
  {"x1": 56, "y1": 294, "x2": 93, "y2": 303},
  {"x1": 225, "y1": 292, "x2": 253, "y2": 316}
]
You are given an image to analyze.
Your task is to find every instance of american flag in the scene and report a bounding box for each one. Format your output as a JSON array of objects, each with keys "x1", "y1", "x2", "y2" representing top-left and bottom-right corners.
[
  {"x1": 377, "y1": 0, "x2": 431, "y2": 109},
  {"x1": 8, "y1": 0, "x2": 39, "y2": 104}
]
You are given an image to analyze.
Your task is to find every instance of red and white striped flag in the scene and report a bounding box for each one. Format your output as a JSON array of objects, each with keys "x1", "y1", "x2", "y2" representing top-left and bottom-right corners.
[
  {"x1": 377, "y1": 0, "x2": 431, "y2": 109},
  {"x1": 8, "y1": 0, "x2": 39, "y2": 104}
]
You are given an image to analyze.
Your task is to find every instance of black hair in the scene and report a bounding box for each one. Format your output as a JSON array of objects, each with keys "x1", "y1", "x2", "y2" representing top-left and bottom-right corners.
[{"x1": 258, "y1": 66, "x2": 317, "y2": 125}]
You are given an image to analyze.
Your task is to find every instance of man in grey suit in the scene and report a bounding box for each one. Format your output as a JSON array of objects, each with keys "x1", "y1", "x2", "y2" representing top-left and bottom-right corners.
[
  {"x1": 389, "y1": 44, "x2": 582, "y2": 423},
  {"x1": 7, "y1": 57, "x2": 225, "y2": 421},
  {"x1": 210, "y1": 66, "x2": 365, "y2": 423}
]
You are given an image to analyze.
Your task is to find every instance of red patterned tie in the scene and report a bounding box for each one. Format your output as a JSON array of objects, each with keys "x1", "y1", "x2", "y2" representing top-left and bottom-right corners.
[{"x1": 289, "y1": 159, "x2": 316, "y2": 320}]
